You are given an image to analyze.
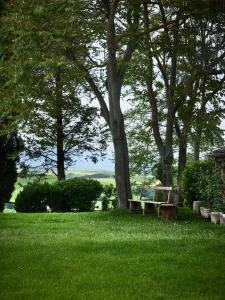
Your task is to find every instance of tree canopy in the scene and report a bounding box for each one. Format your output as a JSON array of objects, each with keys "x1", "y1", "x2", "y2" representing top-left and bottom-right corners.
[{"x1": 0, "y1": 0, "x2": 224, "y2": 207}]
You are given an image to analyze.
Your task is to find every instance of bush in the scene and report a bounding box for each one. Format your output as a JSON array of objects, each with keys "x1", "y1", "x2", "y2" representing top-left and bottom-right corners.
[
  {"x1": 15, "y1": 181, "x2": 52, "y2": 212},
  {"x1": 0, "y1": 131, "x2": 22, "y2": 212},
  {"x1": 47, "y1": 182, "x2": 72, "y2": 212},
  {"x1": 101, "y1": 195, "x2": 109, "y2": 211},
  {"x1": 49, "y1": 178, "x2": 103, "y2": 212},
  {"x1": 15, "y1": 178, "x2": 103, "y2": 213},
  {"x1": 182, "y1": 160, "x2": 225, "y2": 210},
  {"x1": 100, "y1": 184, "x2": 116, "y2": 211}
]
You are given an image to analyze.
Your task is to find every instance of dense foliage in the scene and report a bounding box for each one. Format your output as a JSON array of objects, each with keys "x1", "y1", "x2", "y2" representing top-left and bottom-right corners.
[
  {"x1": 52, "y1": 178, "x2": 103, "y2": 212},
  {"x1": 182, "y1": 160, "x2": 225, "y2": 211},
  {"x1": 21, "y1": 72, "x2": 108, "y2": 180},
  {"x1": 15, "y1": 181, "x2": 52, "y2": 213},
  {"x1": 15, "y1": 178, "x2": 103, "y2": 213},
  {"x1": 100, "y1": 184, "x2": 117, "y2": 211},
  {"x1": 0, "y1": 130, "x2": 22, "y2": 212}
]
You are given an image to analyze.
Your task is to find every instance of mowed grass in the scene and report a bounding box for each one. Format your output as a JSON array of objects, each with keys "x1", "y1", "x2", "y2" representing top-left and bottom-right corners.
[{"x1": 1, "y1": 208, "x2": 225, "y2": 300}]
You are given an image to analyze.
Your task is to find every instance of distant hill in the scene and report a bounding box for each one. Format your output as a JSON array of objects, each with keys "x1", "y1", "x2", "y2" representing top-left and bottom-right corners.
[
  {"x1": 66, "y1": 170, "x2": 114, "y2": 179},
  {"x1": 80, "y1": 173, "x2": 112, "y2": 179}
]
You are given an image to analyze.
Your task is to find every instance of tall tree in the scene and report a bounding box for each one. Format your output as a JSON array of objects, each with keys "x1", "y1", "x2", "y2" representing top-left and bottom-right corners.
[
  {"x1": 141, "y1": 1, "x2": 185, "y2": 185},
  {"x1": 0, "y1": 0, "x2": 24, "y2": 211},
  {"x1": 68, "y1": 0, "x2": 143, "y2": 207},
  {"x1": 126, "y1": 0, "x2": 225, "y2": 190},
  {"x1": 22, "y1": 70, "x2": 108, "y2": 180},
  {"x1": 3, "y1": 1, "x2": 108, "y2": 180},
  {"x1": 175, "y1": 11, "x2": 225, "y2": 169}
]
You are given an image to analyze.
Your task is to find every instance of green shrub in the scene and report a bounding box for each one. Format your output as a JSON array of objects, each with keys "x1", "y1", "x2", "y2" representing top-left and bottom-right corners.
[
  {"x1": 103, "y1": 184, "x2": 115, "y2": 198},
  {"x1": 49, "y1": 178, "x2": 103, "y2": 212},
  {"x1": 15, "y1": 181, "x2": 52, "y2": 212},
  {"x1": 46, "y1": 183, "x2": 71, "y2": 212},
  {"x1": 182, "y1": 160, "x2": 224, "y2": 210},
  {"x1": 16, "y1": 178, "x2": 103, "y2": 213},
  {"x1": 103, "y1": 184, "x2": 118, "y2": 210},
  {"x1": 0, "y1": 131, "x2": 22, "y2": 212},
  {"x1": 101, "y1": 195, "x2": 109, "y2": 211},
  {"x1": 100, "y1": 184, "x2": 116, "y2": 211}
]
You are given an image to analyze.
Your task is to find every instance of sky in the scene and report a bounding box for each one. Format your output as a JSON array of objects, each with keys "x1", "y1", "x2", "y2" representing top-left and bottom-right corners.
[{"x1": 73, "y1": 154, "x2": 114, "y2": 171}]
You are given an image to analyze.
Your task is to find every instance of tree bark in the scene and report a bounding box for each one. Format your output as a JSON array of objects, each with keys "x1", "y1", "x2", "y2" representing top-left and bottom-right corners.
[
  {"x1": 163, "y1": 103, "x2": 175, "y2": 186},
  {"x1": 193, "y1": 126, "x2": 203, "y2": 161},
  {"x1": 177, "y1": 136, "x2": 187, "y2": 203},
  {"x1": 111, "y1": 112, "x2": 132, "y2": 208},
  {"x1": 162, "y1": 148, "x2": 174, "y2": 186},
  {"x1": 55, "y1": 73, "x2": 65, "y2": 181},
  {"x1": 107, "y1": 66, "x2": 132, "y2": 207},
  {"x1": 175, "y1": 120, "x2": 188, "y2": 203},
  {"x1": 193, "y1": 138, "x2": 200, "y2": 161},
  {"x1": 193, "y1": 78, "x2": 207, "y2": 161},
  {"x1": 56, "y1": 115, "x2": 65, "y2": 181}
]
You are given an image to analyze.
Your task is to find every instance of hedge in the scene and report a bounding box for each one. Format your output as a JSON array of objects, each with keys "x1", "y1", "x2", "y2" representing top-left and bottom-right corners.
[
  {"x1": 15, "y1": 181, "x2": 52, "y2": 212},
  {"x1": 15, "y1": 178, "x2": 103, "y2": 213},
  {"x1": 182, "y1": 160, "x2": 225, "y2": 210}
]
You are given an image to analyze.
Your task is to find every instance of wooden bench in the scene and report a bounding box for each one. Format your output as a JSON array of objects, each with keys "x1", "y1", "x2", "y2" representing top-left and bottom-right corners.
[
  {"x1": 142, "y1": 186, "x2": 173, "y2": 217},
  {"x1": 129, "y1": 186, "x2": 178, "y2": 220},
  {"x1": 129, "y1": 185, "x2": 153, "y2": 213},
  {"x1": 159, "y1": 201, "x2": 178, "y2": 220},
  {"x1": 128, "y1": 199, "x2": 142, "y2": 213}
]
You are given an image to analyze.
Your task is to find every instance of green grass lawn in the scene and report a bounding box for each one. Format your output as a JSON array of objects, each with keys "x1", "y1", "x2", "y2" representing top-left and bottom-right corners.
[{"x1": 1, "y1": 208, "x2": 225, "y2": 300}]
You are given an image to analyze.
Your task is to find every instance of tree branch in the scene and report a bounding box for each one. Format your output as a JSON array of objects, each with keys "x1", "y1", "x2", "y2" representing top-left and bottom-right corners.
[
  {"x1": 65, "y1": 50, "x2": 110, "y2": 126},
  {"x1": 143, "y1": 2, "x2": 164, "y2": 153}
]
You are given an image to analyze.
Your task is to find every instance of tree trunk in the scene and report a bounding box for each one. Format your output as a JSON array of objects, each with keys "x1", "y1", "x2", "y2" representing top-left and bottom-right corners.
[
  {"x1": 111, "y1": 114, "x2": 132, "y2": 208},
  {"x1": 177, "y1": 136, "x2": 187, "y2": 203},
  {"x1": 55, "y1": 73, "x2": 65, "y2": 181},
  {"x1": 108, "y1": 77, "x2": 132, "y2": 208},
  {"x1": 56, "y1": 115, "x2": 65, "y2": 181},
  {"x1": 162, "y1": 148, "x2": 173, "y2": 186},
  {"x1": 193, "y1": 138, "x2": 200, "y2": 160},
  {"x1": 161, "y1": 102, "x2": 174, "y2": 186},
  {"x1": 106, "y1": 1, "x2": 134, "y2": 208},
  {"x1": 85, "y1": 71, "x2": 132, "y2": 208},
  {"x1": 178, "y1": 138, "x2": 187, "y2": 187}
]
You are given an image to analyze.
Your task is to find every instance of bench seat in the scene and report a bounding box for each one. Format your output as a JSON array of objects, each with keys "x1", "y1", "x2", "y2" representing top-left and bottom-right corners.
[{"x1": 128, "y1": 199, "x2": 142, "y2": 213}]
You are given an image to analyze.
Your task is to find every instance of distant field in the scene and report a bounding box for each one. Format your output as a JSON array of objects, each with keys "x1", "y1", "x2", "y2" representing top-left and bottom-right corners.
[{"x1": 11, "y1": 170, "x2": 115, "y2": 202}]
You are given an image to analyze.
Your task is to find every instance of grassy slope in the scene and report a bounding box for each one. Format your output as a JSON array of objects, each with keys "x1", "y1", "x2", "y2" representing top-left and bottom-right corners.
[{"x1": 1, "y1": 208, "x2": 225, "y2": 300}]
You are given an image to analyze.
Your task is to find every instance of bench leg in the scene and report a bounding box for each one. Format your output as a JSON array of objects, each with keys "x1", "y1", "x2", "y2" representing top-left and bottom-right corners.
[
  {"x1": 129, "y1": 201, "x2": 142, "y2": 213},
  {"x1": 160, "y1": 206, "x2": 178, "y2": 220},
  {"x1": 143, "y1": 203, "x2": 156, "y2": 215}
]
